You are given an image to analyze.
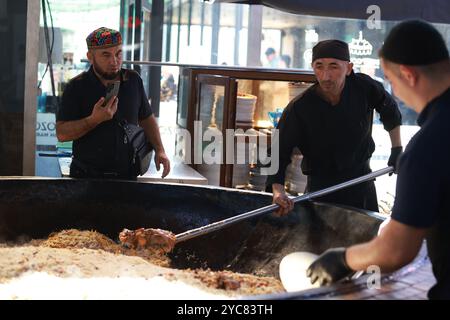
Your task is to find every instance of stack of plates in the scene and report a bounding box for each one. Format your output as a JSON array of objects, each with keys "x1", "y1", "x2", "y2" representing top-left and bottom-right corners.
[
  {"x1": 233, "y1": 139, "x2": 252, "y2": 187},
  {"x1": 236, "y1": 93, "x2": 257, "y2": 123},
  {"x1": 288, "y1": 82, "x2": 312, "y2": 102},
  {"x1": 285, "y1": 154, "x2": 307, "y2": 195}
]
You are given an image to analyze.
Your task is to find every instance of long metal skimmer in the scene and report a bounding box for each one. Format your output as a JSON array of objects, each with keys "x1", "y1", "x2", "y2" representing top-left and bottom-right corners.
[{"x1": 175, "y1": 166, "x2": 394, "y2": 243}]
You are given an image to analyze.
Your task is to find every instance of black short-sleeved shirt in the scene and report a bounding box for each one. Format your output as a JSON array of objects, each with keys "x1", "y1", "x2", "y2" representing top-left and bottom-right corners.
[
  {"x1": 267, "y1": 72, "x2": 402, "y2": 186},
  {"x1": 57, "y1": 66, "x2": 153, "y2": 176},
  {"x1": 391, "y1": 88, "x2": 450, "y2": 300}
]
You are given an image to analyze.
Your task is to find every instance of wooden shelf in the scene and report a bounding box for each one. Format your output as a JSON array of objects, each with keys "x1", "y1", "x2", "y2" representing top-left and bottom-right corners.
[{"x1": 177, "y1": 66, "x2": 316, "y2": 188}]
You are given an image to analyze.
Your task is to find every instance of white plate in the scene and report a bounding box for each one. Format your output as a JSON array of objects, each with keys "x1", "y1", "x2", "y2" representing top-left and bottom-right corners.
[{"x1": 279, "y1": 251, "x2": 320, "y2": 292}]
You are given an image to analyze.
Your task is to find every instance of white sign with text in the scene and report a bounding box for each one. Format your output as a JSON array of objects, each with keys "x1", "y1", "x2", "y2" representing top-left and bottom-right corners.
[{"x1": 36, "y1": 113, "x2": 57, "y2": 146}]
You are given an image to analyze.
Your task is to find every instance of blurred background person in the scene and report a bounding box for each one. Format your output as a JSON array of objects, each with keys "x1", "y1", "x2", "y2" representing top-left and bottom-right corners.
[{"x1": 264, "y1": 47, "x2": 281, "y2": 68}]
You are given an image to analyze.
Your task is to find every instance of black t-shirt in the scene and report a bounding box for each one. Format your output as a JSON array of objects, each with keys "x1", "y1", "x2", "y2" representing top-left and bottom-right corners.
[
  {"x1": 57, "y1": 67, "x2": 153, "y2": 176},
  {"x1": 267, "y1": 72, "x2": 402, "y2": 186},
  {"x1": 391, "y1": 88, "x2": 450, "y2": 300}
]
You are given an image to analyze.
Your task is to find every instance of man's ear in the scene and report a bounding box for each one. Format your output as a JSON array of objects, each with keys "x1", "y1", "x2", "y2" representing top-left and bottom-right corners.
[
  {"x1": 399, "y1": 65, "x2": 418, "y2": 86},
  {"x1": 86, "y1": 50, "x2": 93, "y2": 63},
  {"x1": 346, "y1": 62, "x2": 354, "y2": 75}
]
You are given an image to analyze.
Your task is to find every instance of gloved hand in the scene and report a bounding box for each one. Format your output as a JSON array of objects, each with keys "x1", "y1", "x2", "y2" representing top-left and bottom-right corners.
[
  {"x1": 388, "y1": 146, "x2": 403, "y2": 175},
  {"x1": 306, "y1": 248, "x2": 354, "y2": 286}
]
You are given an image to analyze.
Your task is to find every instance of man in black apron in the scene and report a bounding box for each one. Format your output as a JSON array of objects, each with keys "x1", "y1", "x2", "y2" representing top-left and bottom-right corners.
[
  {"x1": 267, "y1": 39, "x2": 403, "y2": 215},
  {"x1": 307, "y1": 20, "x2": 450, "y2": 300}
]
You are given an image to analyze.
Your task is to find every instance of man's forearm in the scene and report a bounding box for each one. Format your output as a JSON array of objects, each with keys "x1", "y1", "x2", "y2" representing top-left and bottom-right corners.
[
  {"x1": 388, "y1": 125, "x2": 402, "y2": 147},
  {"x1": 346, "y1": 238, "x2": 401, "y2": 273},
  {"x1": 272, "y1": 183, "x2": 285, "y2": 195},
  {"x1": 56, "y1": 116, "x2": 98, "y2": 142},
  {"x1": 140, "y1": 115, "x2": 165, "y2": 152},
  {"x1": 346, "y1": 219, "x2": 426, "y2": 273}
]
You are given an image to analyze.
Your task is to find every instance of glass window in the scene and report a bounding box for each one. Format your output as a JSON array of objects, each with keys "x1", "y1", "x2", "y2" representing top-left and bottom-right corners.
[
  {"x1": 37, "y1": 0, "x2": 121, "y2": 176},
  {"x1": 161, "y1": 2, "x2": 450, "y2": 126},
  {"x1": 38, "y1": 0, "x2": 121, "y2": 101}
]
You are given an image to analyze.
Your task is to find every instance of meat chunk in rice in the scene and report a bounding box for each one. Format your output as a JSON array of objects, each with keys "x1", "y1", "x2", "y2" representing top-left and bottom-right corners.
[{"x1": 119, "y1": 228, "x2": 176, "y2": 253}]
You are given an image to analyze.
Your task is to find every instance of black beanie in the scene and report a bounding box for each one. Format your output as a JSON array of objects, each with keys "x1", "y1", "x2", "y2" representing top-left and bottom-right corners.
[
  {"x1": 380, "y1": 20, "x2": 449, "y2": 65},
  {"x1": 312, "y1": 40, "x2": 350, "y2": 62}
]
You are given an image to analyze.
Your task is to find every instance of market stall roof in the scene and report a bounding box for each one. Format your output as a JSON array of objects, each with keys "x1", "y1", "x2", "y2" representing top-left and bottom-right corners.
[{"x1": 212, "y1": 0, "x2": 450, "y2": 24}]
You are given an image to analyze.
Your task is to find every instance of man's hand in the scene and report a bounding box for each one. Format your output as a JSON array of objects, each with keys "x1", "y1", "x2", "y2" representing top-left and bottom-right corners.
[
  {"x1": 155, "y1": 149, "x2": 171, "y2": 178},
  {"x1": 306, "y1": 248, "x2": 354, "y2": 286},
  {"x1": 56, "y1": 97, "x2": 118, "y2": 142},
  {"x1": 272, "y1": 184, "x2": 294, "y2": 217},
  {"x1": 89, "y1": 96, "x2": 118, "y2": 126},
  {"x1": 388, "y1": 146, "x2": 403, "y2": 174}
]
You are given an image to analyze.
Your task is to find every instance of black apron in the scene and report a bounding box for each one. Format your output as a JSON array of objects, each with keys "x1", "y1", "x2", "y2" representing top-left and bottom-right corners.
[{"x1": 305, "y1": 160, "x2": 379, "y2": 212}]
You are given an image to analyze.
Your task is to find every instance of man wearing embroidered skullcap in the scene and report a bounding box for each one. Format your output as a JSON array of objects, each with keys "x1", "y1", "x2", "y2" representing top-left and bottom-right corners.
[
  {"x1": 267, "y1": 39, "x2": 403, "y2": 215},
  {"x1": 307, "y1": 20, "x2": 450, "y2": 300},
  {"x1": 56, "y1": 27, "x2": 170, "y2": 180}
]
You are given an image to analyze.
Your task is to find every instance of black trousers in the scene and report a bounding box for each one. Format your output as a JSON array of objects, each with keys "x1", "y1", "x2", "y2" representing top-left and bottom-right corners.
[{"x1": 305, "y1": 163, "x2": 379, "y2": 212}]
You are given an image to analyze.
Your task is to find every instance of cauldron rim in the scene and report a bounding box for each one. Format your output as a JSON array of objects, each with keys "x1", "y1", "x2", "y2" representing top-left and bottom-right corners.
[{"x1": 0, "y1": 176, "x2": 396, "y2": 300}]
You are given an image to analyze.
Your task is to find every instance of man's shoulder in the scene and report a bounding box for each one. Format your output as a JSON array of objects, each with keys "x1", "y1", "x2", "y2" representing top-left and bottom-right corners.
[
  {"x1": 350, "y1": 72, "x2": 393, "y2": 101},
  {"x1": 63, "y1": 71, "x2": 90, "y2": 95},
  {"x1": 353, "y1": 72, "x2": 374, "y2": 81},
  {"x1": 68, "y1": 70, "x2": 89, "y2": 84},
  {"x1": 425, "y1": 104, "x2": 450, "y2": 135},
  {"x1": 409, "y1": 112, "x2": 450, "y2": 156},
  {"x1": 122, "y1": 68, "x2": 142, "y2": 82},
  {"x1": 290, "y1": 85, "x2": 318, "y2": 109},
  {"x1": 351, "y1": 72, "x2": 382, "y2": 86}
]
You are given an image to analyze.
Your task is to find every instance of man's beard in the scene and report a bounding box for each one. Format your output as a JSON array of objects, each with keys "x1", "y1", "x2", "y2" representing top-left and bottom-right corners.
[
  {"x1": 92, "y1": 60, "x2": 120, "y2": 80},
  {"x1": 319, "y1": 80, "x2": 336, "y2": 90}
]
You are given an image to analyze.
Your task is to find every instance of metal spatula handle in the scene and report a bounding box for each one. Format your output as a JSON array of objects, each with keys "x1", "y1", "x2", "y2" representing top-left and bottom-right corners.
[{"x1": 176, "y1": 166, "x2": 393, "y2": 243}]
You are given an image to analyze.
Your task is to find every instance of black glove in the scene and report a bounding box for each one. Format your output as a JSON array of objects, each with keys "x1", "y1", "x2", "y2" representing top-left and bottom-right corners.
[
  {"x1": 306, "y1": 248, "x2": 354, "y2": 286},
  {"x1": 388, "y1": 146, "x2": 403, "y2": 174}
]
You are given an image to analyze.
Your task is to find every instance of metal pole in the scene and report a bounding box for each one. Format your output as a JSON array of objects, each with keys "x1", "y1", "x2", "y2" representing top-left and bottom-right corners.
[
  {"x1": 176, "y1": 167, "x2": 394, "y2": 242},
  {"x1": 41, "y1": 0, "x2": 56, "y2": 97},
  {"x1": 211, "y1": 2, "x2": 220, "y2": 64},
  {"x1": 234, "y1": 4, "x2": 243, "y2": 66}
]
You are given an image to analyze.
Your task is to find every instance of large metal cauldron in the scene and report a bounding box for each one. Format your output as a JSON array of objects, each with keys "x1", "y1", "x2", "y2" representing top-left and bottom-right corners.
[{"x1": 0, "y1": 177, "x2": 385, "y2": 299}]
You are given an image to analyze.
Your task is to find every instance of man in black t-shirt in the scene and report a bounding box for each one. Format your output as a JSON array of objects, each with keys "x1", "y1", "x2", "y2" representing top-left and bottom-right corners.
[
  {"x1": 56, "y1": 27, "x2": 170, "y2": 180},
  {"x1": 307, "y1": 20, "x2": 450, "y2": 299},
  {"x1": 267, "y1": 39, "x2": 403, "y2": 215}
]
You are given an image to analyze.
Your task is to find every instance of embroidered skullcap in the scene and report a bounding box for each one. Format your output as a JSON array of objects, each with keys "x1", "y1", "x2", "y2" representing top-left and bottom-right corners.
[
  {"x1": 380, "y1": 20, "x2": 449, "y2": 65},
  {"x1": 86, "y1": 27, "x2": 122, "y2": 49},
  {"x1": 312, "y1": 40, "x2": 350, "y2": 62}
]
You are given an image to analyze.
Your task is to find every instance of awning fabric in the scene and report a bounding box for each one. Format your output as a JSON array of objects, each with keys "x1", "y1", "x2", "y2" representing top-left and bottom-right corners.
[{"x1": 213, "y1": 0, "x2": 450, "y2": 24}]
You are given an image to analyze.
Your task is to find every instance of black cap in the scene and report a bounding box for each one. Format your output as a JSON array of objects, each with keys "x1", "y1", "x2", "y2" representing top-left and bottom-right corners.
[
  {"x1": 380, "y1": 20, "x2": 449, "y2": 65},
  {"x1": 312, "y1": 40, "x2": 350, "y2": 62}
]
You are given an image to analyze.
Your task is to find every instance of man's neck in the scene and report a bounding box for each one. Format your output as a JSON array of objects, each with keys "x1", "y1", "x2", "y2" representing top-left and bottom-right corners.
[
  {"x1": 415, "y1": 76, "x2": 450, "y2": 113},
  {"x1": 317, "y1": 86, "x2": 344, "y2": 106},
  {"x1": 92, "y1": 68, "x2": 120, "y2": 87}
]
